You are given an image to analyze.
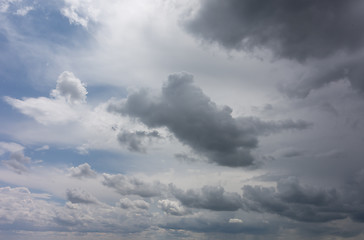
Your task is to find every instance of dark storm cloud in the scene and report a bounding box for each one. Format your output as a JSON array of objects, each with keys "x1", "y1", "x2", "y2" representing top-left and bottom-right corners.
[
  {"x1": 102, "y1": 173, "x2": 165, "y2": 198},
  {"x1": 109, "y1": 73, "x2": 311, "y2": 167},
  {"x1": 186, "y1": 0, "x2": 364, "y2": 61},
  {"x1": 170, "y1": 184, "x2": 242, "y2": 211},
  {"x1": 117, "y1": 130, "x2": 161, "y2": 153},
  {"x1": 185, "y1": 0, "x2": 364, "y2": 96},
  {"x1": 241, "y1": 176, "x2": 364, "y2": 223}
]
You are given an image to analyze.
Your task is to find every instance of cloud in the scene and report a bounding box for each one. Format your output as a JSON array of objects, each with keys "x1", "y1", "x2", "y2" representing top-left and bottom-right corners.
[
  {"x1": 102, "y1": 173, "x2": 165, "y2": 198},
  {"x1": 3, "y1": 71, "x2": 125, "y2": 152},
  {"x1": 185, "y1": 0, "x2": 364, "y2": 61},
  {"x1": 228, "y1": 218, "x2": 243, "y2": 224},
  {"x1": 51, "y1": 71, "x2": 87, "y2": 104},
  {"x1": 170, "y1": 184, "x2": 242, "y2": 211},
  {"x1": 184, "y1": 0, "x2": 364, "y2": 97},
  {"x1": 15, "y1": 5, "x2": 33, "y2": 16},
  {"x1": 109, "y1": 72, "x2": 311, "y2": 167},
  {"x1": 66, "y1": 188, "x2": 99, "y2": 204},
  {"x1": 242, "y1": 177, "x2": 347, "y2": 222},
  {"x1": 35, "y1": 145, "x2": 50, "y2": 151},
  {"x1": 61, "y1": 0, "x2": 100, "y2": 28},
  {"x1": 117, "y1": 130, "x2": 161, "y2": 153},
  {"x1": 0, "y1": 141, "x2": 24, "y2": 155},
  {"x1": 4, "y1": 71, "x2": 88, "y2": 125},
  {"x1": 0, "y1": 142, "x2": 31, "y2": 174},
  {"x1": 0, "y1": 186, "x2": 152, "y2": 234},
  {"x1": 69, "y1": 163, "x2": 97, "y2": 179},
  {"x1": 118, "y1": 198, "x2": 149, "y2": 210},
  {"x1": 0, "y1": 186, "x2": 54, "y2": 227},
  {"x1": 158, "y1": 199, "x2": 189, "y2": 216},
  {"x1": 159, "y1": 215, "x2": 276, "y2": 235},
  {"x1": 0, "y1": 0, "x2": 23, "y2": 13}
]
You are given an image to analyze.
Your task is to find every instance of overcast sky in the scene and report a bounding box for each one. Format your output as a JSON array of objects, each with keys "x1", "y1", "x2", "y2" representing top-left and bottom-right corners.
[{"x1": 1, "y1": 0, "x2": 364, "y2": 239}]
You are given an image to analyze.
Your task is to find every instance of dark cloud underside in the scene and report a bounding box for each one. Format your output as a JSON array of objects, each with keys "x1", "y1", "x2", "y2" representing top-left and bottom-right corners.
[
  {"x1": 109, "y1": 73, "x2": 310, "y2": 167},
  {"x1": 185, "y1": 0, "x2": 364, "y2": 97},
  {"x1": 186, "y1": 0, "x2": 364, "y2": 61}
]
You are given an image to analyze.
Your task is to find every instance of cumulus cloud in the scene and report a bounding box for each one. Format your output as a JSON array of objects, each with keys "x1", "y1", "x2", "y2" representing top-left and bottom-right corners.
[
  {"x1": 66, "y1": 188, "x2": 99, "y2": 204},
  {"x1": 158, "y1": 199, "x2": 189, "y2": 216},
  {"x1": 170, "y1": 184, "x2": 242, "y2": 211},
  {"x1": 109, "y1": 72, "x2": 311, "y2": 167},
  {"x1": 69, "y1": 163, "x2": 97, "y2": 179},
  {"x1": 185, "y1": 0, "x2": 364, "y2": 96},
  {"x1": 0, "y1": 186, "x2": 152, "y2": 234},
  {"x1": 4, "y1": 71, "x2": 87, "y2": 125},
  {"x1": 102, "y1": 173, "x2": 165, "y2": 198},
  {"x1": 51, "y1": 71, "x2": 87, "y2": 104},
  {"x1": 0, "y1": 186, "x2": 54, "y2": 227}
]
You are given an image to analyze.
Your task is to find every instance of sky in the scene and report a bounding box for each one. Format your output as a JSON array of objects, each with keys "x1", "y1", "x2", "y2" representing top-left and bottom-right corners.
[{"x1": 1, "y1": 0, "x2": 364, "y2": 239}]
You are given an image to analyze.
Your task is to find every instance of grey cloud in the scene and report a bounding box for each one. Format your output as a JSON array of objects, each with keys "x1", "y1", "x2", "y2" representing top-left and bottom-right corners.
[
  {"x1": 109, "y1": 73, "x2": 310, "y2": 167},
  {"x1": 69, "y1": 163, "x2": 97, "y2": 179},
  {"x1": 242, "y1": 177, "x2": 346, "y2": 222},
  {"x1": 102, "y1": 173, "x2": 165, "y2": 198},
  {"x1": 117, "y1": 130, "x2": 161, "y2": 153},
  {"x1": 170, "y1": 184, "x2": 242, "y2": 211},
  {"x1": 185, "y1": 0, "x2": 364, "y2": 96},
  {"x1": 159, "y1": 216, "x2": 276, "y2": 235},
  {"x1": 174, "y1": 153, "x2": 198, "y2": 163},
  {"x1": 66, "y1": 188, "x2": 99, "y2": 204},
  {"x1": 2, "y1": 151, "x2": 31, "y2": 174},
  {"x1": 272, "y1": 147, "x2": 305, "y2": 159},
  {"x1": 158, "y1": 199, "x2": 190, "y2": 216},
  {"x1": 118, "y1": 198, "x2": 150, "y2": 210},
  {"x1": 185, "y1": 0, "x2": 364, "y2": 62}
]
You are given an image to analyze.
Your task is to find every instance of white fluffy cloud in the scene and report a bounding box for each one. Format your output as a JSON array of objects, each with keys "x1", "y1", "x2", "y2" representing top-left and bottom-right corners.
[
  {"x1": 51, "y1": 71, "x2": 88, "y2": 104},
  {"x1": 69, "y1": 163, "x2": 97, "y2": 179}
]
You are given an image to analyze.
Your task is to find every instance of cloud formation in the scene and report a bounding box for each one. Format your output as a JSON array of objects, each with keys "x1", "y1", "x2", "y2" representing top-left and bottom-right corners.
[
  {"x1": 69, "y1": 163, "x2": 97, "y2": 179},
  {"x1": 117, "y1": 130, "x2": 161, "y2": 153},
  {"x1": 4, "y1": 71, "x2": 87, "y2": 125},
  {"x1": 158, "y1": 199, "x2": 189, "y2": 216},
  {"x1": 186, "y1": 0, "x2": 364, "y2": 61},
  {"x1": 109, "y1": 73, "x2": 311, "y2": 167},
  {"x1": 242, "y1": 176, "x2": 364, "y2": 223},
  {"x1": 185, "y1": 0, "x2": 364, "y2": 96},
  {"x1": 51, "y1": 71, "x2": 87, "y2": 104},
  {"x1": 102, "y1": 173, "x2": 165, "y2": 198},
  {"x1": 118, "y1": 198, "x2": 150, "y2": 210},
  {"x1": 0, "y1": 142, "x2": 31, "y2": 174},
  {"x1": 66, "y1": 188, "x2": 99, "y2": 204},
  {"x1": 170, "y1": 184, "x2": 242, "y2": 211}
]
